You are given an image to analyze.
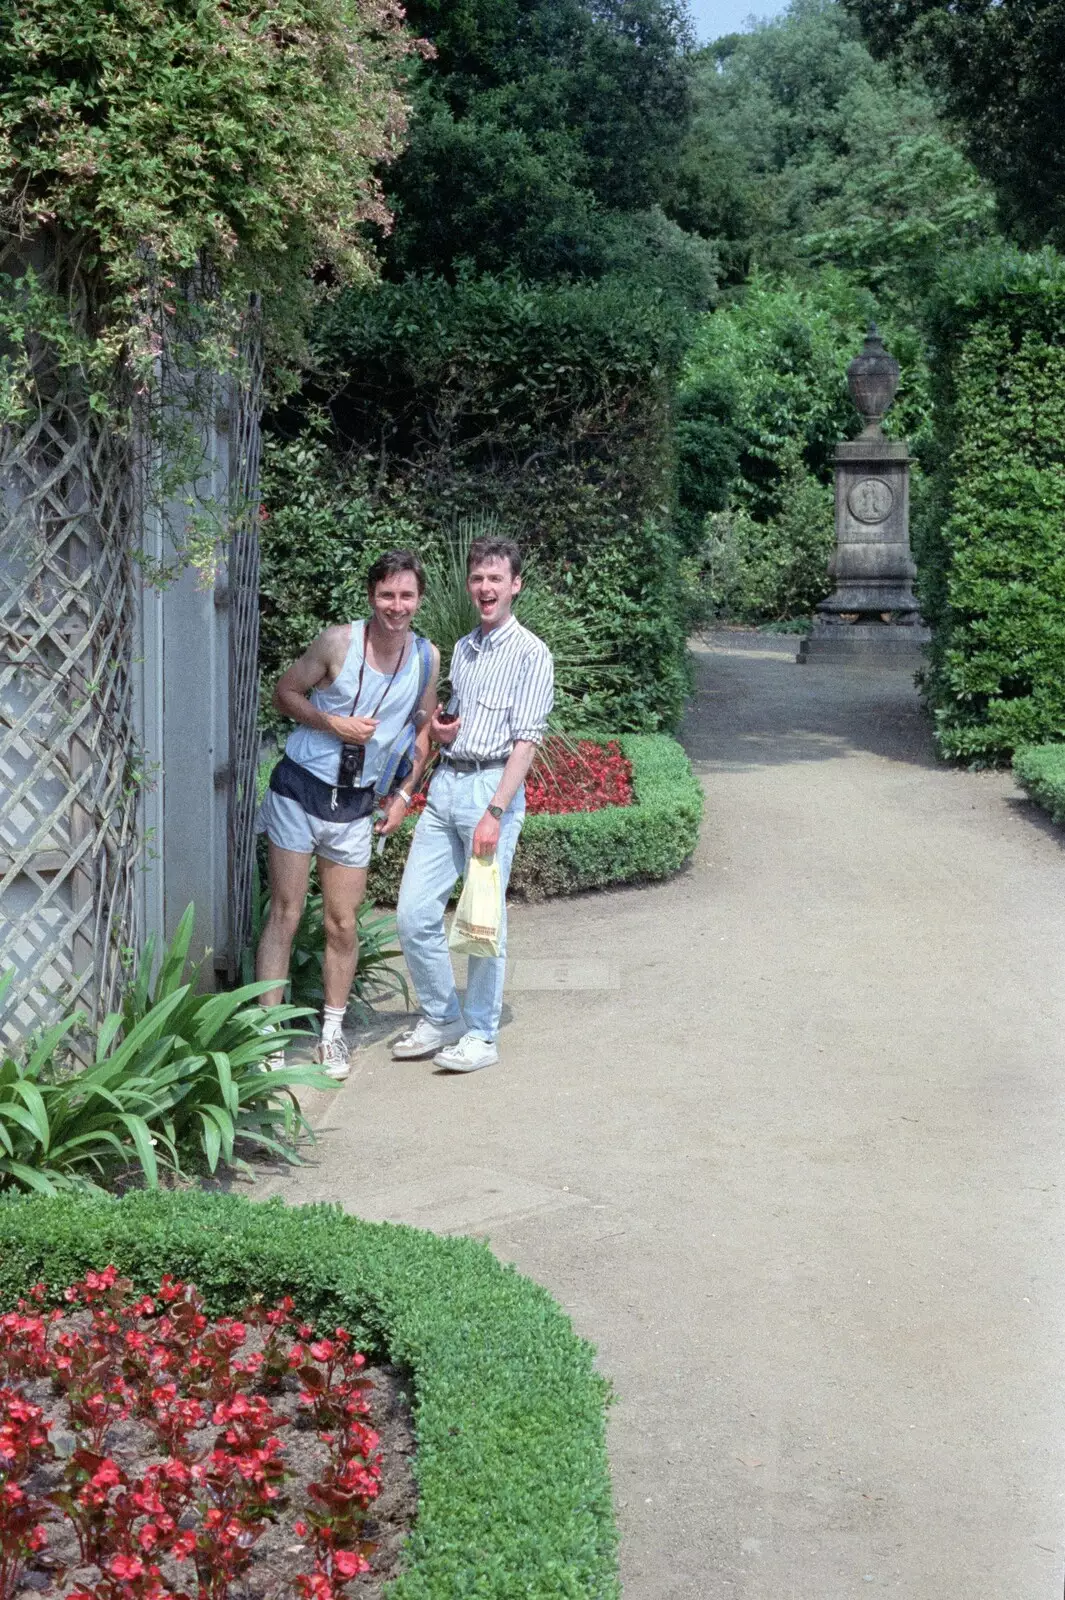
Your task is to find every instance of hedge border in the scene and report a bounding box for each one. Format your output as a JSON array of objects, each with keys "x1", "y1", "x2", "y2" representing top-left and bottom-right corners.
[
  {"x1": 1012, "y1": 742, "x2": 1065, "y2": 826},
  {"x1": 0, "y1": 1192, "x2": 619, "y2": 1600},
  {"x1": 368, "y1": 732, "x2": 703, "y2": 903}
]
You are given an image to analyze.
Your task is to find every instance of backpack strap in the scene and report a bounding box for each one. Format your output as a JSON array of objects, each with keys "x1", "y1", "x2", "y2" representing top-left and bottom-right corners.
[
  {"x1": 413, "y1": 633, "x2": 432, "y2": 716},
  {"x1": 372, "y1": 635, "x2": 433, "y2": 801}
]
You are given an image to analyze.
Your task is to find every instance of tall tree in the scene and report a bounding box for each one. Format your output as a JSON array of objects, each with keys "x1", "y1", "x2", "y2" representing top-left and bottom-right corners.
[
  {"x1": 383, "y1": 0, "x2": 697, "y2": 279},
  {"x1": 843, "y1": 0, "x2": 1065, "y2": 249},
  {"x1": 667, "y1": 0, "x2": 995, "y2": 298}
]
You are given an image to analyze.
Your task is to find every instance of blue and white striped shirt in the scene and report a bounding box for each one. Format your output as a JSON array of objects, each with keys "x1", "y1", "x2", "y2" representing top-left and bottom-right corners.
[{"x1": 447, "y1": 615, "x2": 554, "y2": 761}]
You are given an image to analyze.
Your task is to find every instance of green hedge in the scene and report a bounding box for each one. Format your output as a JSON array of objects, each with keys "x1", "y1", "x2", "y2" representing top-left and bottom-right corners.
[
  {"x1": 367, "y1": 734, "x2": 703, "y2": 904},
  {"x1": 1012, "y1": 743, "x2": 1065, "y2": 825},
  {"x1": 263, "y1": 273, "x2": 692, "y2": 733},
  {"x1": 920, "y1": 248, "x2": 1065, "y2": 762},
  {"x1": 0, "y1": 1191, "x2": 618, "y2": 1600}
]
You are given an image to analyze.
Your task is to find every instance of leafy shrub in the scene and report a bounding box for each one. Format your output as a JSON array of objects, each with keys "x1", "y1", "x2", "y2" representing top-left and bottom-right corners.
[
  {"x1": 698, "y1": 449, "x2": 835, "y2": 622},
  {"x1": 367, "y1": 734, "x2": 702, "y2": 904},
  {"x1": 0, "y1": 1192, "x2": 620, "y2": 1599},
  {"x1": 0, "y1": 0, "x2": 416, "y2": 562},
  {"x1": 414, "y1": 519, "x2": 611, "y2": 719},
  {"x1": 1012, "y1": 743, "x2": 1065, "y2": 826},
  {"x1": 0, "y1": 908, "x2": 324, "y2": 1194},
  {"x1": 920, "y1": 248, "x2": 1065, "y2": 761},
  {"x1": 677, "y1": 271, "x2": 870, "y2": 532},
  {"x1": 0, "y1": 974, "x2": 180, "y2": 1195},
  {"x1": 676, "y1": 270, "x2": 931, "y2": 622},
  {"x1": 509, "y1": 733, "x2": 703, "y2": 900},
  {"x1": 256, "y1": 424, "x2": 427, "y2": 733},
  {"x1": 119, "y1": 908, "x2": 322, "y2": 1175}
]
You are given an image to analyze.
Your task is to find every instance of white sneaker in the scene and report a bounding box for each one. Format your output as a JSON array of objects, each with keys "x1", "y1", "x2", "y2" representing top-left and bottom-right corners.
[
  {"x1": 391, "y1": 1017, "x2": 466, "y2": 1060},
  {"x1": 313, "y1": 1035, "x2": 352, "y2": 1081},
  {"x1": 433, "y1": 1033, "x2": 499, "y2": 1074}
]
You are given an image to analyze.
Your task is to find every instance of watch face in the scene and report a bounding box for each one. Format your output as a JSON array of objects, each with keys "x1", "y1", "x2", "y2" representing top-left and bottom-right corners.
[{"x1": 488, "y1": 805, "x2": 503, "y2": 818}]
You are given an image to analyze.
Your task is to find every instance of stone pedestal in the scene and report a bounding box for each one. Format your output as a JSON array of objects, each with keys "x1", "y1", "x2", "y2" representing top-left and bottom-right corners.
[{"x1": 797, "y1": 437, "x2": 929, "y2": 666}]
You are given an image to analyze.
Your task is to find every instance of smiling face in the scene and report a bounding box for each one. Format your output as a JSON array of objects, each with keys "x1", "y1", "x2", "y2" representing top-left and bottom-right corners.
[
  {"x1": 467, "y1": 556, "x2": 522, "y2": 631},
  {"x1": 369, "y1": 569, "x2": 422, "y2": 637}
]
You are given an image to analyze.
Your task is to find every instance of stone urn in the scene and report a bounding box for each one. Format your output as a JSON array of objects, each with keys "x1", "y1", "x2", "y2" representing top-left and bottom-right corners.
[{"x1": 797, "y1": 325, "x2": 930, "y2": 665}]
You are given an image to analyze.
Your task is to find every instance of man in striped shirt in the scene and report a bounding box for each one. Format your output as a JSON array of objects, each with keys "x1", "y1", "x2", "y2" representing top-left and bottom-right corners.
[{"x1": 393, "y1": 537, "x2": 554, "y2": 1072}]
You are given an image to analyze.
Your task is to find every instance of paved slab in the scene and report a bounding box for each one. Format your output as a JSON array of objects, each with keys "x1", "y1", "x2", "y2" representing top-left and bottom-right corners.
[{"x1": 262, "y1": 632, "x2": 1065, "y2": 1598}]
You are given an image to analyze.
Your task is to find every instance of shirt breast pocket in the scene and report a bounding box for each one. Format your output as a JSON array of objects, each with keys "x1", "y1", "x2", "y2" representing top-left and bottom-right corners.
[{"x1": 475, "y1": 694, "x2": 512, "y2": 729}]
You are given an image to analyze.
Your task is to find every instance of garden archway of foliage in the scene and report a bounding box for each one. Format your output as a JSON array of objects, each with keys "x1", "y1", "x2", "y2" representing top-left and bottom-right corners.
[{"x1": 0, "y1": 0, "x2": 419, "y2": 575}]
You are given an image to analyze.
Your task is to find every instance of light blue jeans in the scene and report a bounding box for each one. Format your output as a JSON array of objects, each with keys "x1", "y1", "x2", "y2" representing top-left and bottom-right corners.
[{"x1": 396, "y1": 765, "x2": 525, "y2": 1042}]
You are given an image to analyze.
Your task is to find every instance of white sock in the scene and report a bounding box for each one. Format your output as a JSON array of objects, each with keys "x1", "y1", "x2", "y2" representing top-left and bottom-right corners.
[{"x1": 321, "y1": 1004, "x2": 347, "y2": 1044}]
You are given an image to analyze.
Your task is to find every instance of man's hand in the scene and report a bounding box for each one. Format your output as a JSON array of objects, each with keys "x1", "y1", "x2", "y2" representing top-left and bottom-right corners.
[
  {"x1": 429, "y1": 708, "x2": 461, "y2": 744},
  {"x1": 328, "y1": 714, "x2": 378, "y2": 745},
  {"x1": 375, "y1": 793, "x2": 409, "y2": 838},
  {"x1": 472, "y1": 810, "x2": 500, "y2": 859}
]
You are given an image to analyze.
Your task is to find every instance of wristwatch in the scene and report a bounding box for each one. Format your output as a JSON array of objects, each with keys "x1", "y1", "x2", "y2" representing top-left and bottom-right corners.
[{"x1": 487, "y1": 804, "x2": 504, "y2": 820}]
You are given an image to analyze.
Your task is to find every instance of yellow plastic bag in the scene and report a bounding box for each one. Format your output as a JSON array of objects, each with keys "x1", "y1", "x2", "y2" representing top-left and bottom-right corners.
[{"x1": 448, "y1": 855, "x2": 503, "y2": 959}]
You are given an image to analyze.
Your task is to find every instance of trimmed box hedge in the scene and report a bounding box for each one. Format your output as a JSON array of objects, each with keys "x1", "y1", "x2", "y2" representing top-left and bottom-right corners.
[
  {"x1": 921, "y1": 249, "x2": 1065, "y2": 762},
  {"x1": 0, "y1": 1191, "x2": 619, "y2": 1599},
  {"x1": 1013, "y1": 743, "x2": 1065, "y2": 825},
  {"x1": 368, "y1": 733, "x2": 703, "y2": 904}
]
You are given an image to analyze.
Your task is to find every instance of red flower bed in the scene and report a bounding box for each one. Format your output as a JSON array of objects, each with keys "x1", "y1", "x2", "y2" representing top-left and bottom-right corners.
[
  {"x1": 524, "y1": 738, "x2": 633, "y2": 814},
  {"x1": 407, "y1": 738, "x2": 633, "y2": 817},
  {"x1": 0, "y1": 1269, "x2": 385, "y2": 1600}
]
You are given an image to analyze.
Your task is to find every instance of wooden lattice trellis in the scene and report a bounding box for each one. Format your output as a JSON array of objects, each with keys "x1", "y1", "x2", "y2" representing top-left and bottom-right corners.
[
  {"x1": 222, "y1": 315, "x2": 263, "y2": 981},
  {"x1": 0, "y1": 248, "x2": 264, "y2": 1044},
  {"x1": 0, "y1": 326, "x2": 140, "y2": 1046}
]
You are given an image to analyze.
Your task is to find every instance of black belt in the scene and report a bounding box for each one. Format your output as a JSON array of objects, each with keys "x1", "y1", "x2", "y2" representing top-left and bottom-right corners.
[{"x1": 439, "y1": 754, "x2": 507, "y2": 773}]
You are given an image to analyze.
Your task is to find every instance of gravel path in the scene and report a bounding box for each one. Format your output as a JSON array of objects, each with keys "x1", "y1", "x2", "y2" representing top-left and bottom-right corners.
[{"x1": 264, "y1": 631, "x2": 1065, "y2": 1598}]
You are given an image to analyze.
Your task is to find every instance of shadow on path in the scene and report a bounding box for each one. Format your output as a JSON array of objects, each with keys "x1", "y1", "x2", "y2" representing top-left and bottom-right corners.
[{"x1": 683, "y1": 630, "x2": 938, "y2": 772}]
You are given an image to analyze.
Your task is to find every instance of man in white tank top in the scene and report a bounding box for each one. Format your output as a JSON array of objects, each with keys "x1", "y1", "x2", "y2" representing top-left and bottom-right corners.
[{"x1": 255, "y1": 551, "x2": 439, "y2": 1079}]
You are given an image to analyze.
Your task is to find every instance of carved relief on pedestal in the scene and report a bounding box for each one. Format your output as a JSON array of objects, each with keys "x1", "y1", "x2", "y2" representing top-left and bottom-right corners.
[{"x1": 847, "y1": 477, "x2": 894, "y2": 525}]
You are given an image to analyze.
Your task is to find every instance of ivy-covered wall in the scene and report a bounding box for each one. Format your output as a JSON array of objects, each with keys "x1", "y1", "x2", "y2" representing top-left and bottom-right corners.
[{"x1": 921, "y1": 249, "x2": 1065, "y2": 762}]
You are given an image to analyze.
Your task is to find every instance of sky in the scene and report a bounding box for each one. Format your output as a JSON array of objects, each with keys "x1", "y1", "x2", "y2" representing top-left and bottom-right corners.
[{"x1": 687, "y1": 0, "x2": 788, "y2": 43}]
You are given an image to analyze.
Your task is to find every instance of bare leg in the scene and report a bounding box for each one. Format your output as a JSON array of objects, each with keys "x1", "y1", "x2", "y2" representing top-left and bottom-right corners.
[
  {"x1": 318, "y1": 857, "x2": 368, "y2": 1011},
  {"x1": 256, "y1": 844, "x2": 312, "y2": 1006}
]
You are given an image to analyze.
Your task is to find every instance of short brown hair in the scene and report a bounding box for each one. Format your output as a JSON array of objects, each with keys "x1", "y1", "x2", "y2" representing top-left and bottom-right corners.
[
  {"x1": 367, "y1": 549, "x2": 425, "y2": 596},
  {"x1": 467, "y1": 537, "x2": 522, "y2": 578}
]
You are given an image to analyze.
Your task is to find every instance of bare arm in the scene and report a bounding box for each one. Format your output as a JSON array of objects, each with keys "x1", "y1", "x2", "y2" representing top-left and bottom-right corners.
[
  {"x1": 490, "y1": 740, "x2": 538, "y2": 813},
  {"x1": 273, "y1": 627, "x2": 378, "y2": 747},
  {"x1": 471, "y1": 740, "x2": 539, "y2": 858},
  {"x1": 405, "y1": 645, "x2": 441, "y2": 792},
  {"x1": 470, "y1": 645, "x2": 553, "y2": 857}
]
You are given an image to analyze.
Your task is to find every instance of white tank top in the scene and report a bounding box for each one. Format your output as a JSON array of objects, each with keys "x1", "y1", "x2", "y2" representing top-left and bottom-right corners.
[{"x1": 284, "y1": 622, "x2": 422, "y2": 785}]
